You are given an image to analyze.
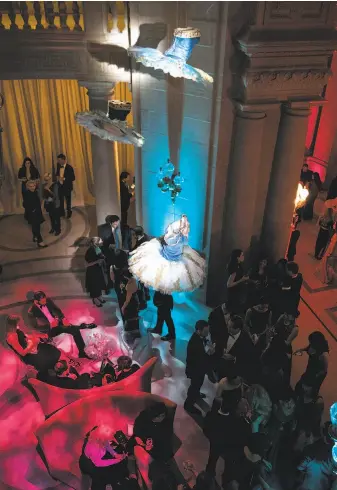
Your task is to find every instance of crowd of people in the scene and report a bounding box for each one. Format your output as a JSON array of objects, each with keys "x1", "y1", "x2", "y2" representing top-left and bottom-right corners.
[
  {"x1": 9, "y1": 160, "x2": 336, "y2": 490},
  {"x1": 180, "y1": 249, "x2": 334, "y2": 490},
  {"x1": 17, "y1": 154, "x2": 75, "y2": 247}
]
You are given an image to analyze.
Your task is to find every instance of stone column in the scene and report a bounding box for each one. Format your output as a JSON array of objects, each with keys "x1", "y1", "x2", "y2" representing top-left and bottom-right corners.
[
  {"x1": 223, "y1": 104, "x2": 267, "y2": 256},
  {"x1": 80, "y1": 81, "x2": 120, "y2": 227},
  {"x1": 262, "y1": 102, "x2": 311, "y2": 261}
]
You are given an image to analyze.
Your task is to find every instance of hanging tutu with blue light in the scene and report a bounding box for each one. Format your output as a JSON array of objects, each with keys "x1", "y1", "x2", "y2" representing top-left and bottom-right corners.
[
  {"x1": 129, "y1": 215, "x2": 206, "y2": 294},
  {"x1": 128, "y1": 27, "x2": 213, "y2": 85},
  {"x1": 75, "y1": 100, "x2": 145, "y2": 147}
]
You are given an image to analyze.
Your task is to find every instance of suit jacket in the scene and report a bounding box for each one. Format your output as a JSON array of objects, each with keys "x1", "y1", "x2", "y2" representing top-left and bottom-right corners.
[
  {"x1": 28, "y1": 298, "x2": 64, "y2": 333},
  {"x1": 186, "y1": 332, "x2": 210, "y2": 378},
  {"x1": 56, "y1": 163, "x2": 75, "y2": 191}
]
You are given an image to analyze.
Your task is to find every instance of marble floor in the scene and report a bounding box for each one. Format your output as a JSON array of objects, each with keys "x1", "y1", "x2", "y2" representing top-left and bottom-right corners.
[{"x1": 0, "y1": 205, "x2": 336, "y2": 489}]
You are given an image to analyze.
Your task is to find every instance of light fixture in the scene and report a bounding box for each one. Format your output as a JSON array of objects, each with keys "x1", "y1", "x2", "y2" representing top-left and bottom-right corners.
[{"x1": 157, "y1": 159, "x2": 184, "y2": 204}]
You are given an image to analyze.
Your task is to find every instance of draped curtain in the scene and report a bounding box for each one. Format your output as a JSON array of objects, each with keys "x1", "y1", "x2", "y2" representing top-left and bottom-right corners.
[{"x1": 0, "y1": 79, "x2": 134, "y2": 215}]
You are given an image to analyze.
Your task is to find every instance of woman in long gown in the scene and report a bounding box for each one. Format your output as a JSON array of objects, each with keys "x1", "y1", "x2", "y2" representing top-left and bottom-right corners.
[
  {"x1": 85, "y1": 237, "x2": 108, "y2": 307},
  {"x1": 303, "y1": 172, "x2": 322, "y2": 220},
  {"x1": 128, "y1": 214, "x2": 205, "y2": 294},
  {"x1": 318, "y1": 221, "x2": 337, "y2": 284},
  {"x1": 6, "y1": 315, "x2": 61, "y2": 372}
]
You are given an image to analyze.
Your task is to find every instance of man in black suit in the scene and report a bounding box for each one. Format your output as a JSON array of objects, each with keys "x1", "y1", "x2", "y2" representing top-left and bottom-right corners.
[
  {"x1": 184, "y1": 320, "x2": 215, "y2": 415},
  {"x1": 132, "y1": 226, "x2": 149, "y2": 250},
  {"x1": 28, "y1": 291, "x2": 95, "y2": 358},
  {"x1": 214, "y1": 314, "x2": 258, "y2": 383},
  {"x1": 56, "y1": 153, "x2": 75, "y2": 219},
  {"x1": 148, "y1": 291, "x2": 176, "y2": 341},
  {"x1": 98, "y1": 215, "x2": 123, "y2": 265}
]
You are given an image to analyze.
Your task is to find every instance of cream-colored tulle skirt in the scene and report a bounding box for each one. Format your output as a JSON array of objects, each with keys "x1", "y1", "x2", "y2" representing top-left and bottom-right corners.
[{"x1": 128, "y1": 238, "x2": 205, "y2": 294}]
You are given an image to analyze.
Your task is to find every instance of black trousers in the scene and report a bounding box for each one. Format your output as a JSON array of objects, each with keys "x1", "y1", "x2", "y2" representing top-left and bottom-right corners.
[
  {"x1": 31, "y1": 220, "x2": 43, "y2": 243},
  {"x1": 155, "y1": 307, "x2": 175, "y2": 337},
  {"x1": 59, "y1": 187, "x2": 72, "y2": 216},
  {"x1": 315, "y1": 228, "x2": 330, "y2": 258},
  {"x1": 185, "y1": 372, "x2": 205, "y2": 406},
  {"x1": 48, "y1": 206, "x2": 61, "y2": 233},
  {"x1": 50, "y1": 325, "x2": 86, "y2": 355}
]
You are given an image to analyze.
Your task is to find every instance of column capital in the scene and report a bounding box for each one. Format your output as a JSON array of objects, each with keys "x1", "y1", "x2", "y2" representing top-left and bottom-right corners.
[
  {"x1": 232, "y1": 102, "x2": 268, "y2": 120},
  {"x1": 79, "y1": 81, "x2": 115, "y2": 101},
  {"x1": 282, "y1": 101, "x2": 311, "y2": 117}
]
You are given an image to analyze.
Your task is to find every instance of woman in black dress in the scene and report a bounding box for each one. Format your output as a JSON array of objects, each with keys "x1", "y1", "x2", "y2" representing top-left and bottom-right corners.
[
  {"x1": 6, "y1": 315, "x2": 61, "y2": 372},
  {"x1": 24, "y1": 180, "x2": 47, "y2": 248},
  {"x1": 18, "y1": 157, "x2": 40, "y2": 221},
  {"x1": 303, "y1": 172, "x2": 322, "y2": 221},
  {"x1": 262, "y1": 311, "x2": 298, "y2": 399},
  {"x1": 226, "y1": 249, "x2": 250, "y2": 314},
  {"x1": 249, "y1": 257, "x2": 269, "y2": 307},
  {"x1": 85, "y1": 237, "x2": 108, "y2": 307},
  {"x1": 294, "y1": 331, "x2": 329, "y2": 397},
  {"x1": 244, "y1": 297, "x2": 272, "y2": 355}
]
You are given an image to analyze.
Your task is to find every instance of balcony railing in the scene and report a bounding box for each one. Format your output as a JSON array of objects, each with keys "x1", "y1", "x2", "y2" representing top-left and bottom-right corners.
[{"x1": 0, "y1": 1, "x2": 126, "y2": 33}]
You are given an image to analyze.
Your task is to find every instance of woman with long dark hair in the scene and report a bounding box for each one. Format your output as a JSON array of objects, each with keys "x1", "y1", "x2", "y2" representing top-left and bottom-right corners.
[
  {"x1": 85, "y1": 237, "x2": 108, "y2": 307},
  {"x1": 303, "y1": 171, "x2": 322, "y2": 221},
  {"x1": 18, "y1": 157, "x2": 40, "y2": 221},
  {"x1": 226, "y1": 249, "x2": 249, "y2": 313},
  {"x1": 6, "y1": 315, "x2": 60, "y2": 371},
  {"x1": 294, "y1": 331, "x2": 329, "y2": 397}
]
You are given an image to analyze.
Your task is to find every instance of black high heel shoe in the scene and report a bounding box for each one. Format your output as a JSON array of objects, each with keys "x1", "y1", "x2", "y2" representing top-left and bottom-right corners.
[
  {"x1": 92, "y1": 299, "x2": 102, "y2": 307},
  {"x1": 99, "y1": 299, "x2": 106, "y2": 304}
]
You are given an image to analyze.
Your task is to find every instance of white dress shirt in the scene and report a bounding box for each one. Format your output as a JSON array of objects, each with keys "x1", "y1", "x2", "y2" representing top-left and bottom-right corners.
[
  {"x1": 59, "y1": 164, "x2": 66, "y2": 181},
  {"x1": 39, "y1": 305, "x2": 55, "y2": 325},
  {"x1": 225, "y1": 331, "x2": 241, "y2": 353}
]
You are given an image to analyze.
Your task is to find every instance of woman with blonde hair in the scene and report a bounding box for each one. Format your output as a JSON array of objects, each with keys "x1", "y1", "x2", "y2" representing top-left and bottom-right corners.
[{"x1": 81, "y1": 425, "x2": 131, "y2": 490}]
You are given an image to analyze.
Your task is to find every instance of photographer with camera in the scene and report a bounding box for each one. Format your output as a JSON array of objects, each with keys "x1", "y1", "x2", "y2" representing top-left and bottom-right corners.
[{"x1": 80, "y1": 425, "x2": 140, "y2": 490}]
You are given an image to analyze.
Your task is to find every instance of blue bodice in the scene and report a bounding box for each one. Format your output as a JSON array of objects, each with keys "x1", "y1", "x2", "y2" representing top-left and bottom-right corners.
[
  {"x1": 164, "y1": 36, "x2": 200, "y2": 63},
  {"x1": 161, "y1": 233, "x2": 187, "y2": 262}
]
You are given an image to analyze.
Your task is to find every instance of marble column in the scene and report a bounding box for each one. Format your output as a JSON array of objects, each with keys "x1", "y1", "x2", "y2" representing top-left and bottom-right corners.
[
  {"x1": 262, "y1": 102, "x2": 311, "y2": 261},
  {"x1": 80, "y1": 82, "x2": 120, "y2": 227},
  {"x1": 223, "y1": 104, "x2": 267, "y2": 256}
]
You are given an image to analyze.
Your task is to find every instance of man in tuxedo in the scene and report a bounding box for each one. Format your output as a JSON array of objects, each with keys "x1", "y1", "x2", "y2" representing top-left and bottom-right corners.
[
  {"x1": 148, "y1": 291, "x2": 176, "y2": 341},
  {"x1": 184, "y1": 320, "x2": 215, "y2": 415},
  {"x1": 28, "y1": 290, "x2": 94, "y2": 358},
  {"x1": 56, "y1": 153, "x2": 75, "y2": 219},
  {"x1": 132, "y1": 226, "x2": 149, "y2": 251},
  {"x1": 120, "y1": 171, "x2": 134, "y2": 228},
  {"x1": 214, "y1": 314, "x2": 258, "y2": 383},
  {"x1": 98, "y1": 215, "x2": 123, "y2": 264}
]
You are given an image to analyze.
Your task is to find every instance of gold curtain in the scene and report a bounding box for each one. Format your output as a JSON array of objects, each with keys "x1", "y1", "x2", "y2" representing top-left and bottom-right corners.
[
  {"x1": 0, "y1": 79, "x2": 134, "y2": 215},
  {"x1": 112, "y1": 82, "x2": 135, "y2": 176},
  {"x1": 0, "y1": 79, "x2": 93, "y2": 214}
]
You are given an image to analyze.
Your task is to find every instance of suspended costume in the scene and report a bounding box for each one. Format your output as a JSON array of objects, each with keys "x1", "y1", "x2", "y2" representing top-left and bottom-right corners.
[
  {"x1": 75, "y1": 100, "x2": 145, "y2": 147},
  {"x1": 128, "y1": 215, "x2": 205, "y2": 294},
  {"x1": 128, "y1": 27, "x2": 213, "y2": 85}
]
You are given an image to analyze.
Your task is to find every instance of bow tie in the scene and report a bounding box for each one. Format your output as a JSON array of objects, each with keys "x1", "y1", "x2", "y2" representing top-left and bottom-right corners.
[{"x1": 60, "y1": 166, "x2": 65, "y2": 168}]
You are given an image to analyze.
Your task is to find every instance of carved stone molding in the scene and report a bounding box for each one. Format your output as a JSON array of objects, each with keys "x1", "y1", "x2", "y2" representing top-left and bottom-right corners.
[{"x1": 245, "y1": 69, "x2": 330, "y2": 92}]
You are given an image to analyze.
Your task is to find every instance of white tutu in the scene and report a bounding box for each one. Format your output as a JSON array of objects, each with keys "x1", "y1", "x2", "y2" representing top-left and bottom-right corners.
[
  {"x1": 128, "y1": 238, "x2": 206, "y2": 294},
  {"x1": 75, "y1": 110, "x2": 145, "y2": 147}
]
